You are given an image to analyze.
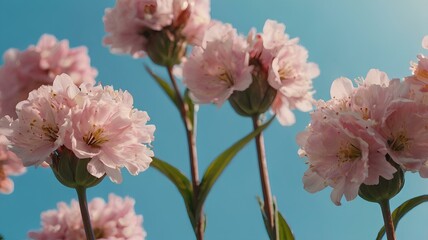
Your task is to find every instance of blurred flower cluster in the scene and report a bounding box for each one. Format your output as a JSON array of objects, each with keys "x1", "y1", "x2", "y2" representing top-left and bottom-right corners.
[{"x1": 28, "y1": 194, "x2": 146, "y2": 240}]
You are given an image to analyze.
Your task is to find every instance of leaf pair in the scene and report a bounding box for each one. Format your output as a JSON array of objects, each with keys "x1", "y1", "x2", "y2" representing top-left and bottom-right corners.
[
  {"x1": 146, "y1": 66, "x2": 275, "y2": 234},
  {"x1": 151, "y1": 116, "x2": 274, "y2": 233}
]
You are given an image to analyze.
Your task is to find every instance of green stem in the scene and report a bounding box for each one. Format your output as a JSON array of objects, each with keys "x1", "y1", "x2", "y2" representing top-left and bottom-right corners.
[
  {"x1": 252, "y1": 115, "x2": 275, "y2": 238},
  {"x1": 379, "y1": 199, "x2": 396, "y2": 240},
  {"x1": 166, "y1": 66, "x2": 203, "y2": 240},
  {"x1": 76, "y1": 187, "x2": 95, "y2": 240}
]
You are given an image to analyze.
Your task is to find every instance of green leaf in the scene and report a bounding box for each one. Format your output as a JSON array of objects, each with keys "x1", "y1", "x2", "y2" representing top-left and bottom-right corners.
[
  {"x1": 0, "y1": 234, "x2": 3, "y2": 240},
  {"x1": 376, "y1": 195, "x2": 428, "y2": 240},
  {"x1": 151, "y1": 157, "x2": 196, "y2": 228},
  {"x1": 197, "y1": 116, "x2": 275, "y2": 214},
  {"x1": 144, "y1": 65, "x2": 179, "y2": 108},
  {"x1": 183, "y1": 89, "x2": 196, "y2": 131},
  {"x1": 258, "y1": 197, "x2": 295, "y2": 240},
  {"x1": 277, "y1": 210, "x2": 294, "y2": 240}
]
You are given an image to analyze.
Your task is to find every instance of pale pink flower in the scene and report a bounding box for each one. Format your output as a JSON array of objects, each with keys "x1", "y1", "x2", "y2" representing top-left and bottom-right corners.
[
  {"x1": 28, "y1": 194, "x2": 146, "y2": 240},
  {"x1": 379, "y1": 101, "x2": 428, "y2": 172},
  {"x1": 406, "y1": 55, "x2": 428, "y2": 105},
  {"x1": 0, "y1": 34, "x2": 97, "y2": 118},
  {"x1": 297, "y1": 69, "x2": 416, "y2": 205},
  {"x1": 67, "y1": 84, "x2": 155, "y2": 183},
  {"x1": 0, "y1": 75, "x2": 76, "y2": 166},
  {"x1": 0, "y1": 136, "x2": 26, "y2": 194},
  {"x1": 259, "y1": 20, "x2": 292, "y2": 52},
  {"x1": 269, "y1": 45, "x2": 319, "y2": 125},
  {"x1": 244, "y1": 19, "x2": 319, "y2": 124},
  {"x1": 103, "y1": 0, "x2": 210, "y2": 57},
  {"x1": 183, "y1": 22, "x2": 252, "y2": 105},
  {"x1": 298, "y1": 114, "x2": 395, "y2": 206},
  {"x1": 1, "y1": 74, "x2": 155, "y2": 183},
  {"x1": 175, "y1": 0, "x2": 211, "y2": 46}
]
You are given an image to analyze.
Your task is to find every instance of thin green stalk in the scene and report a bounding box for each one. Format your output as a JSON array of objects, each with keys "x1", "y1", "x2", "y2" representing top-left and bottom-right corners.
[
  {"x1": 76, "y1": 187, "x2": 95, "y2": 240},
  {"x1": 379, "y1": 199, "x2": 396, "y2": 240},
  {"x1": 252, "y1": 115, "x2": 275, "y2": 237},
  {"x1": 166, "y1": 66, "x2": 203, "y2": 240}
]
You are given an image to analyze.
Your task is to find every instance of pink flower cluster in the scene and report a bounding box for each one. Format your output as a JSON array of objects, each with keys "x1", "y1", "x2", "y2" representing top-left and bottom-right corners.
[
  {"x1": 183, "y1": 19, "x2": 319, "y2": 125},
  {"x1": 0, "y1": 74, "x2": 155, "y2": 183},
  {"x1": 28, "y1": 194, "x2": 146, "y2": 240},
  {"x1": 0, "y1": 34, "x2": 97, "y2": 118},
  {"x1": 0, "y1": 135, "x2": 25, "y2": 194},
  {"x1": 298, "y1": 67, "x2": 428, "y2": 205},
  {"x1": 103, "y1": 0, "x2": 211, "y2": 57}
]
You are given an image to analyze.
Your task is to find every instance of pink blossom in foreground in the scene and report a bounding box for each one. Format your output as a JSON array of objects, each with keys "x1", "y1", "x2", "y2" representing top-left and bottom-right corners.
[
  {"x1": 103, "y1": 0, "x2": 210, "y2": 57},
  {"x1": 0, "y1": 34, "x2": 97, "y2": 118},
  {"x1": 298, "y1": 114, "x2": 395, "y2": 205},
  {"x1": 183, "y1": 22, "x2": 252, "y2": 106},
  {"x1": 297, "y1": 69, "x2": 418, "y2": 205},
  {"x1": 1, "y1": 74, "x2": 155, "y2": 183},
  {"x1": 28, "y1": 194, "x2": 146, "y2": 240},
  {"x1": 67, "y1": 83, "x2": 155, "y2": 183},
  {"x1": 0, "y1": 74, "x2": 80, "y2": 166},
  {"x1": 0, "y1": 136, "x2": 25, "y2": 194}
]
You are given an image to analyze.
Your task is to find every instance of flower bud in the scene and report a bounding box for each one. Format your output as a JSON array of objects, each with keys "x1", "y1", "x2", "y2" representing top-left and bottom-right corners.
[
  {"x1": 358, "y1": 155, "x2": 404, "y2": 203},
  {"x1": 51, "y1": 147, "x2": 105, "y2": 189},
  {"x1": 229, "y1": 59, "x2": 277, "y2": 116},
  {"x1": 145, "y1": 29, "x2": 187, "y2": 67}
]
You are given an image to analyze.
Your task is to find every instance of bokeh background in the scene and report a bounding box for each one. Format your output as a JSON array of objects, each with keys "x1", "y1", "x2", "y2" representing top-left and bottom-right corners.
[{"x1": 1, "y1": 0, "x2": 428, "y2": 239}]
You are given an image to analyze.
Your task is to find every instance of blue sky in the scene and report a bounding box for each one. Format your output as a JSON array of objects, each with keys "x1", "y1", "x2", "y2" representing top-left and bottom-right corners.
[{"x1": 1, "y1": 0, "x2": 428, "y2": 239}]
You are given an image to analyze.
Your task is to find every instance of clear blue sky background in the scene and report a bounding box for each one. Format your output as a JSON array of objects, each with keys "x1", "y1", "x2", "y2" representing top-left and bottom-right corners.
[{"x1": 1, "y1": 0, "x2": 428, "y2": 239}]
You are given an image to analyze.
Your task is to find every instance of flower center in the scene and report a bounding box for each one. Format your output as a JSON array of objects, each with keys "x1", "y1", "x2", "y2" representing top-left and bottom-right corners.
[
  {"x1": 337, "y1": 142, "x2": 361, "y2": 164},
  {"x1": 359, "y1": 107, "x2": 370, "y2": 120},
  {"x1": 218, "y1": 71, "x2": 233, "y2": 87},
  {"x1": 42, "y1": 124, "x2": 59, "y2": 142},
  {"x1": 278, "y1": 65, "x2": 296, "y2": 81},
  {"x1": 388, "y1": 132, "x2": 409, "y2": 152},
  {"x1": 83, "y1": 128, "x2": 108, "y2": 148}
]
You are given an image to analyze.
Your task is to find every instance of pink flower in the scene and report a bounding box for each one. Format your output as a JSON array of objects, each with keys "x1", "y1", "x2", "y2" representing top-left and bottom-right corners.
[
  {"x1": 297, "y1": 69, "x2": 415, "y2": 205},
  {"x1": 249, "y1": 20, "x2": 319, "y2": 125},
  {"x1": 28, "y1": 194, "x2": 146, "y2": 240},
  {"x1": 0, "y1": 75, "x2": 75, "y2": 166},
  {"x1": 177, "y1": 0, "x2": 211, "y2": 46},
  {"x1": 0, "y1": 135, "x2": 26, "y2": 194},
  {"x1": 103, "y1": 0, "x2": 210, "y2": 57},
  {"x1": 0, "y1": 34, "x2": 97, "y2": 118},
  {"x1": 298, "y1": 113, "x2": 395, "y2": 206},
  {"x1": 183, "y1": 22, "x2": 253, "y2": 106},
  {"x1": 269, "y1": 44, "x2": 319, "y2": 125},
  {"x1": 258, "y1": 19, "x2": 293, "y2": 53},
  {"x1": 379, "y1": 101, "x2": 428, "y2": 172},
  {"x1": 67, "y1": 83, "x2": 155, "y2": 183},
  {"x1": 1, "y1": 74, "x2": 155, "y2": 183}
]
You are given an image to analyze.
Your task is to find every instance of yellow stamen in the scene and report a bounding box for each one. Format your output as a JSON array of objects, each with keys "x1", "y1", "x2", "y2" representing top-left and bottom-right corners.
[
  {"x1": 83, "y1": 128, "x2": 109, "y2": 148},
  {"x1": 337, "y1": 142, "x2": 361, "y2": 165}
]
